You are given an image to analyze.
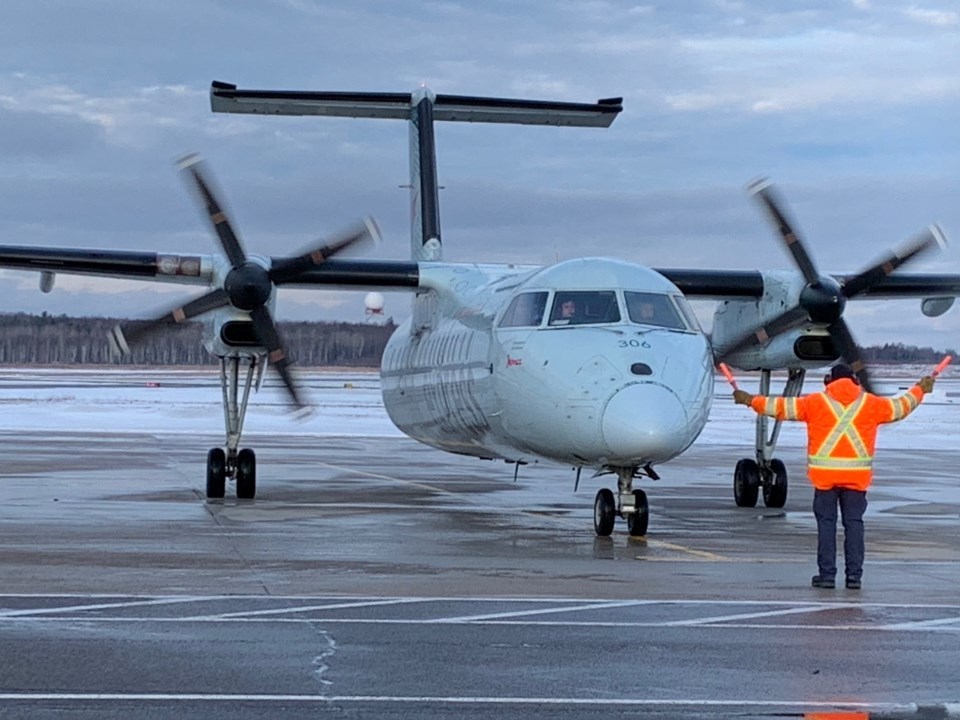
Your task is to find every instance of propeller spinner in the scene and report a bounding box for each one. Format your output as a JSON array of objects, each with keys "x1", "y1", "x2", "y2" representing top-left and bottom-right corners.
[
  {"x1": 716, "y1": 179, "x2": 946, "y2": 391},
  {"x1": 108, "y1": 154, "x2": 381, "y2": 410}
]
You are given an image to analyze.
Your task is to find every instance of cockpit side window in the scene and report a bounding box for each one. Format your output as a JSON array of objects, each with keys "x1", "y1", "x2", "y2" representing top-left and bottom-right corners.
[
  {"x1": 499, "y1": 291, "x2": 548, "y2": 328},
  {"x1": 549, "y1": 291, "x2": 620, "y2": 326},
  {"x1": 673, "y1": 294, "x2": 702, "y2": 331},
  {"x1": 625, "y1": 291, "x2": 686, "y2": 330}
]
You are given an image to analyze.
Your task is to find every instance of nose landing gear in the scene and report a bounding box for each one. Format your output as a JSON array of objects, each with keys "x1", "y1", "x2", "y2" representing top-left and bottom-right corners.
[{"x1": 593, "y1": 466, "x2": 650, "y2": 537}]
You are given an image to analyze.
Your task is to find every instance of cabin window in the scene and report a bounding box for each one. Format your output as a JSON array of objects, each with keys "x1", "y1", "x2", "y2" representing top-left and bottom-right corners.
[
  {"x1": 625, "y1": 291, "x2": 686, "y2": 330},
  {"x1": 499, "y1": 291, "x2": 548, "y2": 328},
  {"x1": 549, "y1": 291, "x2": 620, "y2": 326}
]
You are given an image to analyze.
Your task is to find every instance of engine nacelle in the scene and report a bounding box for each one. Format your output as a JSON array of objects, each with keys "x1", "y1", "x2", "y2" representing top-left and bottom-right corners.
[
  {"x1": 712, "y1": 276, "x2": 838, "y2": 370},
  {"x1": 204, "y1": 313, "x2": 266, "y2": 358},
  {"x1": 718, "y1": 327, "x2": 838, "y2": 370}
]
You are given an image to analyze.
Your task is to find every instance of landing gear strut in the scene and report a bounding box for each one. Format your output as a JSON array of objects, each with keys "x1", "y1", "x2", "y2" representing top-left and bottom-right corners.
[
  {"x1": 205, "y1": 355, "x2": 263, "y2": 500},
  {"x1": 733, "y1": 367, "x2": 804, "y2": 509},
  {"x1": 593, "y1": 466, "x2": 650, "y2": 537}
]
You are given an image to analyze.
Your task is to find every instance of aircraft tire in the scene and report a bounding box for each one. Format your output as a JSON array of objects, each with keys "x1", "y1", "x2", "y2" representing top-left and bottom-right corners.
[
  {"x1": 734, "y1": 458, "x2": 760, "y2": 508},
  {"x1": 594, "y1": 488, "x2": 616, "y2": 537},
  {"x1": 236, "y1": 448, "x2": 256, "y2": 500},
  {"x1": 762, "y1": 458, "x2": 788, "y2": 508},
  {"x1": 206, "y1": 448, "x2": 226, "y2": 499},
  {"x1": 627, "y1": 490, "x2": 649, "y2": 537}
]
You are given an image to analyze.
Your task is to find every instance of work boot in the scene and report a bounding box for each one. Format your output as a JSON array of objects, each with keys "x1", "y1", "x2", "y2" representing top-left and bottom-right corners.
[
  {"x1": 811, "y1": 575, "x2": 835, "y2": 589},
  {"x1": 846, "y1": 578, "x2": 862, "y2": 590}
]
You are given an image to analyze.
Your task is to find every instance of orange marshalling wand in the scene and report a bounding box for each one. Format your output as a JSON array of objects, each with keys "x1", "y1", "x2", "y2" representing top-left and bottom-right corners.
[
  {"x1": 933, "y1": 355, "x2": 953, "y2": 377},
  {"x1": 718, "y1": 363, "x2": 739, "y2": 390}
]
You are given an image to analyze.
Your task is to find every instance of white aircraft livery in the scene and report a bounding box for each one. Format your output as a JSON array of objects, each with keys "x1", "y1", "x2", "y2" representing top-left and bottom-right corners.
[{"x1": 0, "y1": 80, "x2": 956, "y2": 537}]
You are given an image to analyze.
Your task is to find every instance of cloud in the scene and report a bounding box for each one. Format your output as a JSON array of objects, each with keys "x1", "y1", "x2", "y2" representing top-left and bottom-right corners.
[
  {"x1": 0, "y1": 0, "x2": 957, "y2": 351},
  {"x1": 904, "y1": 5, "x2": 959, "y2": 26}
]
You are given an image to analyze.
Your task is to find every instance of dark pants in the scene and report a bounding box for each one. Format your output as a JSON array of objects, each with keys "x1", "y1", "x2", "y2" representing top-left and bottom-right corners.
[{"x1": 813, "y1": 487, "x2": 867, "y2": 581}]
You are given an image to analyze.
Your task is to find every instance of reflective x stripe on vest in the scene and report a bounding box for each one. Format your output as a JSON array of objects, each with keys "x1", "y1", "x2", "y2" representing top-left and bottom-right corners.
[{"x1": 809, "y1": 394, "x2": 871, "y2": 470}]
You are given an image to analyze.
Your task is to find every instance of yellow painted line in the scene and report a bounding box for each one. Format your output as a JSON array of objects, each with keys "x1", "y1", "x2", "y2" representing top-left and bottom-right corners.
[{"x1": 640, "y1": 539, "x2": 731, "y2": 561}]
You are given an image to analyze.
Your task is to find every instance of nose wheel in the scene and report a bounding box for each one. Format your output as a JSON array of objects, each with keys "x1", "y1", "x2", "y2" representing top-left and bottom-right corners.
[
  {"x1": 594, "y1": 489, "x2": 616, "y2": 536},
  {"x1": 593, "y1": 467, "x2": 650, "y2": 537}
]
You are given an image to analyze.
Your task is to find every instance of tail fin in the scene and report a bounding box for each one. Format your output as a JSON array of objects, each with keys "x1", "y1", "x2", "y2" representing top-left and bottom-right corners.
[{"x1": 210, "y1": 81, "x2": 623, "y2": 262}]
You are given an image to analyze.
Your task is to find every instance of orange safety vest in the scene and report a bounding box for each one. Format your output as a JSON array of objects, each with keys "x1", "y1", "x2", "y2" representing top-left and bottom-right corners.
[{"x1": 749, "y1": 378, "x2": 924, "y2": 491}]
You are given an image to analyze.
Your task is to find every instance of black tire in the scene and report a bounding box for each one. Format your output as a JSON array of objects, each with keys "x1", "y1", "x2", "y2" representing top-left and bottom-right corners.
[
  {"x1": 206, "y1": 447, "x2": 226, "y2": 499},
  {"x1": 594, "y1": 488, "x2": 616, "y2": 537},
  {"x1": 236, "y1": 448, "x2": 257, "y2": 500},
  {"x1": 734, "y1": 458, "x2": 760, "y2": 508},
  {"x1": 762, "y1": 458, "x2": 788, "y2": 508},
  {"x1": 627, "y1": 490, "x2": 649, "y2": 537}
]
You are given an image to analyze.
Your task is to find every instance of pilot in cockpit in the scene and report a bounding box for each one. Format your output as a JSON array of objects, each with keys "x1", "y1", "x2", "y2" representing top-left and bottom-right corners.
[
  {"x1": 637, "y1": 301, "x2": 657, "y2": 323},
  {"x1": 559, "y1": 299, "x2": 578, "y2": 323}
]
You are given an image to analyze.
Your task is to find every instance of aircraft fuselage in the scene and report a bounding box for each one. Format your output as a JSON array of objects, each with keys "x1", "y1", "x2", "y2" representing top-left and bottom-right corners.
[{"x1": 381, "y1": 257, "x2": 715, "y2": 471}]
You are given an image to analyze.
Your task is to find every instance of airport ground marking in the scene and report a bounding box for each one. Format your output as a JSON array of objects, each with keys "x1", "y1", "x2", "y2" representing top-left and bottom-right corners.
[
  {"x1": 882, "y1": 615, "x2": 960, "y2": 631},
  {"x1": 660, "y1": 603, "x2": 850, "y2": 626},
  {"x1": 429, "y1": 599, "x2": 655, "y2": 623},
  {"x1": 640, "y1": 539, "x2": 730, "y2": 561},
  {"x1": 0, "y1": 595, "x2": 219, "y2": 618},
  {"x1": 0, "y1": 693, "x2": 953, "y2": 714},
  {"x1": 4, "y1": 596, "x2": 960, "y2": 633},
  {"x1": 184, "y1": 597, "x2": 432, "y2": 621}
]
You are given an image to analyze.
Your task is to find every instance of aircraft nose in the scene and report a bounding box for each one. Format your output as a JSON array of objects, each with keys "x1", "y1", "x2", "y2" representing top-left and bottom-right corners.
[{"x1": 601, "y1": 383, "x2": 690, "y2": 461}]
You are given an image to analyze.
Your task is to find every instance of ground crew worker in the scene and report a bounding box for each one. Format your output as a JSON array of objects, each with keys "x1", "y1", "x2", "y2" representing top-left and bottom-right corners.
[{"x1": 733, "y1": 363, "x2": 935, "y2": 590}]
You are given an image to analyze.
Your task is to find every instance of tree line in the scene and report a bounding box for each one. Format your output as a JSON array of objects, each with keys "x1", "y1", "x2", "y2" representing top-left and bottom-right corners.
[
  {"x1": 0, "y1": 313, "x2": 397, "y2": 367},
  {"x1": 0, "y1": 313, "x2": 953, "y2": 367},
  {"x1": 859, "y1": 342, "x2": 957, "y2": 364}
]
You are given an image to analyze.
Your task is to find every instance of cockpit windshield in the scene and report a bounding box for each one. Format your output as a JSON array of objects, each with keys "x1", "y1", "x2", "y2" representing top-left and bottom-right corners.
[
  {"x1": 625, "y1": 291, "x2": 689, "y2": 330},
  {"x1": 549, "y1": 291, "x2": 620, "y2": 326}
]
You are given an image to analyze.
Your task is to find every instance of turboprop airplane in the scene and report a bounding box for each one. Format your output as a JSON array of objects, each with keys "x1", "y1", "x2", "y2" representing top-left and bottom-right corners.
[{"x1": 0, "y1": 80, "x2": 958, "y2": 538}]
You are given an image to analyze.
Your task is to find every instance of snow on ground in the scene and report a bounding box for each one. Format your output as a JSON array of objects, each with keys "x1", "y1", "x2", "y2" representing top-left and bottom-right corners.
[{"x1": 0, "y1": 367, "x2": 956, "y2": 450}]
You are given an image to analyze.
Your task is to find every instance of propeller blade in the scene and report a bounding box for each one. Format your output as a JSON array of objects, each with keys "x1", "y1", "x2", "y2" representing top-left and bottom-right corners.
[
  {"x1": 269, "y1": 217, "x2": 381, "y2": 285},
  {"x1": 248, "y1": 305, "x2": 305, "y2": 410},
  {"x1": 715, "y1": 304, "x2": 810, "y2": 363},
  {"x1": 748, "y1": 179, "x2": 820, "y2": 285},
  {"x1": 177, "y1": 153, "x2": 247, "y2": 268},
  {"x1": 827, "y1": 318, "x2": 874, "y2": 393},
  {"x1": 841, "y1": 224, "x2": 947, "y2": 299},
  {"x1": 109, "y1": 289, "x2": 230, "y2": 356}
]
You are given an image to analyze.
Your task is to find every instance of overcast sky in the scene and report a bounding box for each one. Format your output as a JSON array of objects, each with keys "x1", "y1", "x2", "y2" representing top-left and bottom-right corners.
[{"x1": 1, "y1": 0, "x2": 957, "y2": 349}]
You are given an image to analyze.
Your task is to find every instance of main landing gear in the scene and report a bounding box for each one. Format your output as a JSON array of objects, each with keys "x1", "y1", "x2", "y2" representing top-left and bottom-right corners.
[
  {"x1": 594, "y1": 466, "x2": 650, "y2": 537},
  {"x1": 206, "y1": 356, "x2": 263, "y2": 500},
  {"x1": 733, "y1": 367, "x2": 805, "y2": 509}
]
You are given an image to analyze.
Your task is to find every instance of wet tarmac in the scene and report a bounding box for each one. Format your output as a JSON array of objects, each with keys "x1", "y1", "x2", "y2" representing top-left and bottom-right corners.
[{"x1": 1, "y1": 371, "x2": 959, "y2": 718}]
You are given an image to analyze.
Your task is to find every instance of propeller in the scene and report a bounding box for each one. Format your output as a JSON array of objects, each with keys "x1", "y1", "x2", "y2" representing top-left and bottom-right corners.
[
  {"x1": 715, "y1": 179, "x2": 946, "y2": 392},
  {"x1": 109, "y1": 153, "x2": 380, "y2": 410}
]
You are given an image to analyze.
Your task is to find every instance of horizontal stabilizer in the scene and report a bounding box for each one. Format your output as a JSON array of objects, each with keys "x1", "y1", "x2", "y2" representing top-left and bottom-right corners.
[{"x1": 210, "y1": 82, "x2": 622, "y2": 128}]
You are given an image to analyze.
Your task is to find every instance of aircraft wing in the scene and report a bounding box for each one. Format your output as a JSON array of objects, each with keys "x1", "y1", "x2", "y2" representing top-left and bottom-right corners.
[
  {"x1": 0, "y1": 245, "x2": 424, "y2": 291},
  {"x1": 0, "y1": 246, "x2": 214, "y2": 285},
  {"x1": 273, "y1": 259, "x2": 420, "y2": 289},
  {"x1": 655, "y1": 268, "x2": 960, "y2": 300}
]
